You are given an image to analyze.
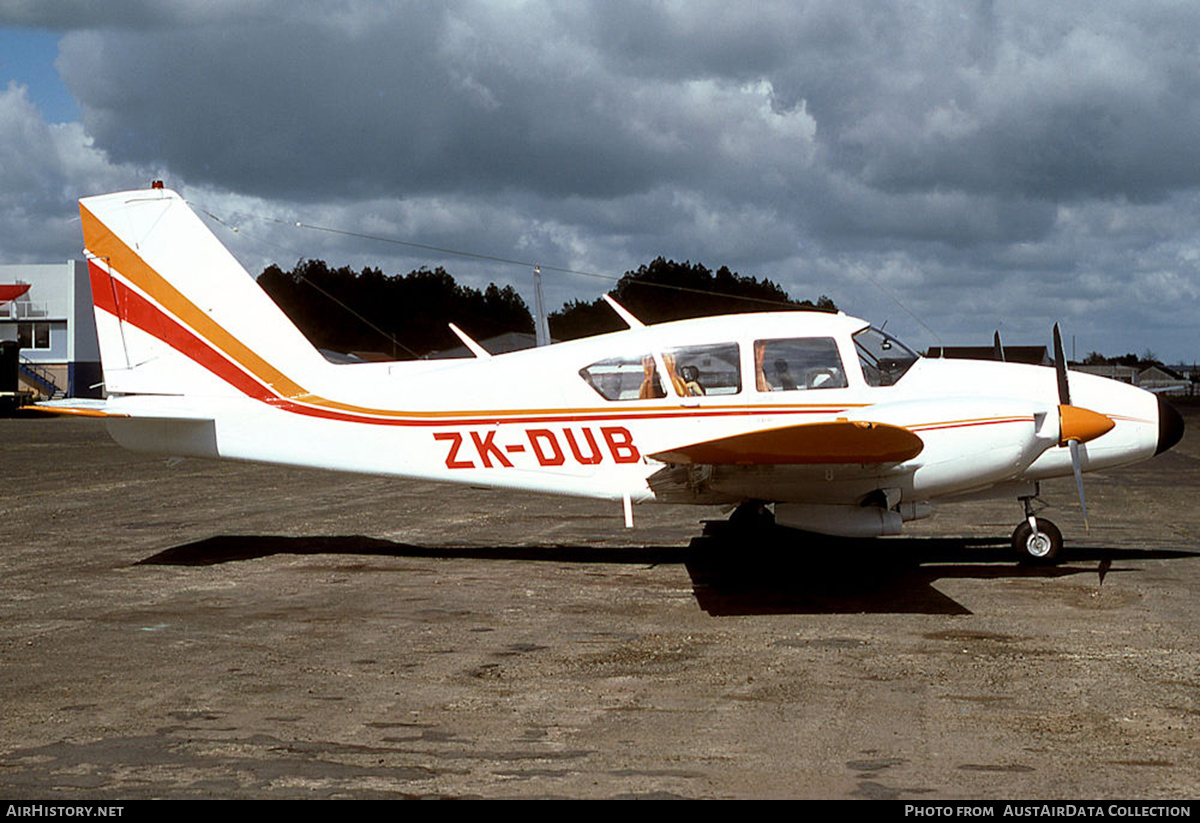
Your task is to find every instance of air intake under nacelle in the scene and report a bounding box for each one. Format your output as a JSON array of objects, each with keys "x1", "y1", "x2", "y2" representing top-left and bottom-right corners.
[{"x1": 775, "y1": 503, "x2": 902, "y2": 537}]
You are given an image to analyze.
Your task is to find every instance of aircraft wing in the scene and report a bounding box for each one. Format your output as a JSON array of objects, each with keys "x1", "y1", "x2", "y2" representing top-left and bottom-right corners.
[{"x1": 649, "y1": 420, "x2": 924, "y2": 465}]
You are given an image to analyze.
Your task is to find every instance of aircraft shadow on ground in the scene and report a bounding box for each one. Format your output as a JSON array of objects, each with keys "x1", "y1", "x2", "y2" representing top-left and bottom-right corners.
[{"x1": 141, "y1": 531, "x2": 1199, "y2": 617}]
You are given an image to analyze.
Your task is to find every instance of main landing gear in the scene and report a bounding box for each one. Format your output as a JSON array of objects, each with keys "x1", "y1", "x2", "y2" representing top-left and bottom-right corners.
[
  {"x1": 1013, "y1": 494, "x2": 1064, "y2": 564},
  {"x1": 727, "y1": 500, "x2": 775, "y2": 530},
  {"x1": 718, "y1": 498, "x2": 1069, "y2": 565}
]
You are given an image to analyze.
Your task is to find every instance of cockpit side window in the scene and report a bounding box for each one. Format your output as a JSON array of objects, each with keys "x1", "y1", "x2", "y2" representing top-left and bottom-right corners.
[
  {"x1": 754, "y1": 337, "x2": 848, "y2": 392},
  {"x1": 853, "y1": 326, "x2": 919, "y2": 386}
]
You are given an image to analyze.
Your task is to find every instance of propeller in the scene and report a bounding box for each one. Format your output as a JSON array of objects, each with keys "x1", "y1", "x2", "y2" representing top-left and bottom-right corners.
[
  {"x1": 1053, "y1": 323, "x2": 1115, "y2": 531},
  {"x1": 993, "y1": 330, "x2": 1005, "y2": 362}
]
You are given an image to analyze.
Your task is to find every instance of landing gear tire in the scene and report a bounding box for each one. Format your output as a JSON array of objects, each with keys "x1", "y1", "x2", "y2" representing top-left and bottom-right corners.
[
  {"x1": 1011, "y1": 519, "x2": 1063, "y2": 565},
  {"x1": 727, "y1": 501, "x2": 774, "y2": 530}
]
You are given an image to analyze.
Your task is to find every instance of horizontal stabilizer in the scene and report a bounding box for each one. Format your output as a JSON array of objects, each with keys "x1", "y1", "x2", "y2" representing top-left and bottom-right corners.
[
  {"x1": 34, "y1": 398, "x2": 214, "y2": 423},
  {"x1": 34, "y1": 399, "x2": 127, "y2": 418},
  {"x1": 649, "y1": 420, "x2": 924, "y2": 465}
]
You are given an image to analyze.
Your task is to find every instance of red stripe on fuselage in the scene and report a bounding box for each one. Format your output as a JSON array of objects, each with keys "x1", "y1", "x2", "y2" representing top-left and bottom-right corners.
[
  {"x1": 92, "y1": 264, "x2": 872, "y2": 429},
  {"x1": 108, "y1": 260, "x2": 1045, "y2": 441},
  {"x1": 910, "y1": 417, "x2": 1033, "y2": 432}
]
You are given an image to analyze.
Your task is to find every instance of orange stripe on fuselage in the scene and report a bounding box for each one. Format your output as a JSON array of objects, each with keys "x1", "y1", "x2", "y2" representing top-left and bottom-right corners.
[
  {"x1": 85, "y1": 204, "x2": 858, "y2": 426},
  {"x1": 81, "y1": 204, "x2": 880, "y2": 426}
]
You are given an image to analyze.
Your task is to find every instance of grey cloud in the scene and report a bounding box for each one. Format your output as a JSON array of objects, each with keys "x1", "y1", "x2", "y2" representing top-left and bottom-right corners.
[
  {"x1": 2, "y1": 1, "x2": 1200, "y2": 360},
  {"x1": 54, "y1": 4, "x2": 820, "y2": 205},
  {"x1": 0, "y1": 82, "x2": 152, "y2": 261},
  {"x1": 810, "y1": 3, "x2": 1200, "y2": 203},
  {"x1": 0, "y1": 0, "x2": 284, "y2": 30}
]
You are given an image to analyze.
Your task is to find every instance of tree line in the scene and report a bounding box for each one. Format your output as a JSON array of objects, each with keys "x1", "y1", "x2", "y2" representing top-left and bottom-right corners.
[
  {"x1": 1082, "y1": 350, "x2": 1163, "y2": 369},
  {"x1": 257, "y1": 256, "x2": 836, "y2": 358}
]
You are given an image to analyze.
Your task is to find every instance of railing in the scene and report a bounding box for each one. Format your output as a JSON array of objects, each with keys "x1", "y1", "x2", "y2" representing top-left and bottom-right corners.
[
  {"x1": 18, "y1": 357, "x2": 62, "y2": 398},
  {"x1": 5, "y1": 301, "x2": 52, "y2": 320}
]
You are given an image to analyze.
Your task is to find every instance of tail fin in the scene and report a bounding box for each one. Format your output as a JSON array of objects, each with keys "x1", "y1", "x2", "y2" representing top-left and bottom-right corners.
[{"x1": 81, "y1": 188, "x2": 329, "y2": 399}]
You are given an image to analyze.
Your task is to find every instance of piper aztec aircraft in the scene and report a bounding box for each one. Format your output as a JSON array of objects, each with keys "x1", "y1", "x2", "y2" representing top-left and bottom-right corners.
[{"x1": 44, "y1": 186, "x2": 1185, "y2": 563}]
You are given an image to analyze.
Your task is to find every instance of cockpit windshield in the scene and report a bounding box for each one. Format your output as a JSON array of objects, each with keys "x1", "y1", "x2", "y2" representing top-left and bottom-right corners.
[{"x1": 853, "y1": 326, "x2": 919, "y2": 387}]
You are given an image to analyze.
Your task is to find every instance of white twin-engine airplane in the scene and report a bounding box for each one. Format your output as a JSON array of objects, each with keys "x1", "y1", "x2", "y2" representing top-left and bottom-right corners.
[{"x1": 47, "y1": 187, "x2": 1184, "y2": 564}]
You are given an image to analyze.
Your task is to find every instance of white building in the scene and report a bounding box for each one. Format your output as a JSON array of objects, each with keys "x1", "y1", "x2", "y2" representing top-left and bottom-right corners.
[{"x1": 0, "y1": 261, "x2": 102, "y2": 398}]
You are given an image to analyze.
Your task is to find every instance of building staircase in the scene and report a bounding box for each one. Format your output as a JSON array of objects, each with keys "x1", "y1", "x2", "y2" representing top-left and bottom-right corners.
[{"x1": 18, "y1": 358, "x2": 64, "y2": 399}]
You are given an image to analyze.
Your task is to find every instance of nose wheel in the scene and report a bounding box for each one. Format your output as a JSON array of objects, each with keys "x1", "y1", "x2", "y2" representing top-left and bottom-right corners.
[
  {"x1": 1012, "y1": 518, "x2": 1062, "y2": 564},
  {"x1": 1013, "y1": 493, "x2": 1063, "y2": 564}
]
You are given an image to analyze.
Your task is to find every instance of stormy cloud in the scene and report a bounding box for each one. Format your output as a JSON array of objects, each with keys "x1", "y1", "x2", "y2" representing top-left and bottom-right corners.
[{"x1": 0, "y1": 1, "x2": 1197, "y2": 359}]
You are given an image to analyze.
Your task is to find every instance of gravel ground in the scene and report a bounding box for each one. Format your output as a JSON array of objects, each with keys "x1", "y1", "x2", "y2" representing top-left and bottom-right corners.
[{"x1": 1, "y1": 409, "x2": 1197, "y2": 799}]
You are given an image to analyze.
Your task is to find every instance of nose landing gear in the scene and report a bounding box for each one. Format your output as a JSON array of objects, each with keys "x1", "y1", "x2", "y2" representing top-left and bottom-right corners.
[{"x1": 1013, "y1": 493, "x2": 1063, "y2": 564}]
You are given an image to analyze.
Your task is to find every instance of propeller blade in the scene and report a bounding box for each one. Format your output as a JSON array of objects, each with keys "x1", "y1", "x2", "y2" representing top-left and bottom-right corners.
[
  {"x1": 1054, "y1": 323, "x2": 1101, "y2": 530},
  {"x1": 993, "y1": 330, "x2": 1005, "y2": 362},
  {"x1": 1053, "y1": 322, "x2": 1071, "y2": 406},
  {"x1": 1068, "y1": 439, "x2": 1090, "y2": 533}
]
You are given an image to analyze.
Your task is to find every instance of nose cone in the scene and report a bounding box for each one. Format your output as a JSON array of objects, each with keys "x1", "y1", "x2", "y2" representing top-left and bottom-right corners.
[{"x1": 1156, "y1": 396, "x2": 1185, "y2": 455}]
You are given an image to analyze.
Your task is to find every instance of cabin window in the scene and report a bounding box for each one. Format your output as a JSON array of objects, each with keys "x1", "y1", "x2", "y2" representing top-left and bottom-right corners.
[
  {"x1": 662, "y1": 343, "x2": 740, "y2": 396},
  {"x1": 853, "y1": 327, "x2": 918, "y2": 386},
  {"x1": 754, "y1": 337, "x2": 847, "y2": 392},
  {"x1": 579, "y1": 354, "x2": 665, "y2": 401},
  {"x1": 579, "y1": 342, "x2": 741, "y2": 400}
]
